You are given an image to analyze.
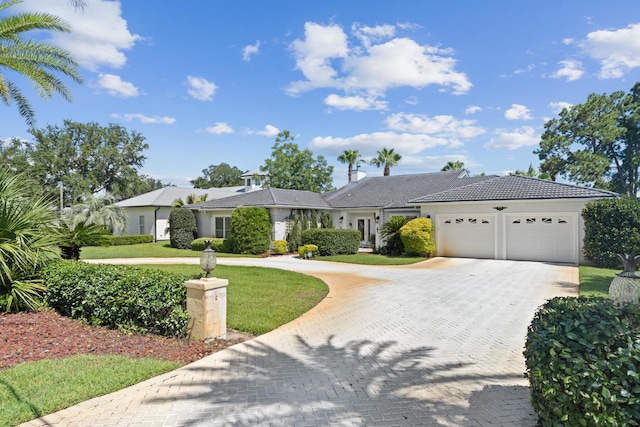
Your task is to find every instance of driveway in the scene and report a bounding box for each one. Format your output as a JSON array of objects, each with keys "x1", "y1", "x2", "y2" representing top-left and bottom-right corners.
[{"x1": 23, "y1": 257, "x2": 578, "y2": 427}]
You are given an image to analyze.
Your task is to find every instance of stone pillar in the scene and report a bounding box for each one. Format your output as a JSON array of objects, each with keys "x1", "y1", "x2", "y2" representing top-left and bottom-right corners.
[{"x1": 185, "y1": 277, "x2": 228, "y2": 341}]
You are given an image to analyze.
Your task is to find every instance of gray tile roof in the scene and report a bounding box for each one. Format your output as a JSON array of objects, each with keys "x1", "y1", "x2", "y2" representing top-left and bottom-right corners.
[
  {"x1": 193, "y1": 188, "x2": 332, "y2": 210},
  {"x1": 116, "y1": 186, "x2": 243, "y2": 207},
  {"x1": 323, "y1": 171, "x2": 498, "y2": 209},
  {"x1": 409, "y1": 175, "x2": 618, "y2": 203}
]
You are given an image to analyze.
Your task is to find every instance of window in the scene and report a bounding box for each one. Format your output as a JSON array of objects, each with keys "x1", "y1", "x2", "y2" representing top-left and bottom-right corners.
[
  {"x1": 215, "y1": 217, "x2": 231, "y2": 239},
  {"x1": 139, "y1": 216, "x2": 145, "y2": 234}
]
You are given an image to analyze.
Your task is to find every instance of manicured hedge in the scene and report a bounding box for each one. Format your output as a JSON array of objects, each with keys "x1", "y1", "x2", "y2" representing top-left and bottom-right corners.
[
  {"x1": 300, "y1": 229, "x2": 360, "y2": 256},
  {"x1": 230, "y1": 207, "x2": 271, "y2": 254},
  {"x1": 106, "y1": 235, "x2": 154, "y2": 246},
  {"x1": 399, "y1": 217, "x2": 434, "y2": 257},
  {"x1": 524, "y1": 297, "x2": 640, "y2": 425},
  {"x1": 169, "y1": 208, "x2": 197, "y2": 249},
  {"x1": 583, "y1": 197, "x2": 640, "y2": 268},
  {"x1": 191, "y1": 237, "x2": 231, "y2": 252},
  {"x1": 273, "y1": 240, "x2": 287, "y2": 255},
  {"x1": 43, "y1": 261, "x2": 193, "y2": 337},
  {"x1": 298, "y1": 244, "x2": 319, "y2": 258}
]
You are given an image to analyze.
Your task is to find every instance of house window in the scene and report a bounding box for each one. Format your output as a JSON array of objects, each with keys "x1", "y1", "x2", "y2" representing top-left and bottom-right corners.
[
  {"x1": 254, "y1": 178, "x2": 261, "y2": 186},
  {"x1": 215, "y1": 217, "x2": 231, "y2": 239},
  {"x1": 139, "y1": 216, "x2": 145, "y2": 234}
]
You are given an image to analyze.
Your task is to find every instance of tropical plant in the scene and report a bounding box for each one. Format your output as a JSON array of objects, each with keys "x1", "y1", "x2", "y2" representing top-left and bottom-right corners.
[
  {"x1": 380, "y1": 216, "x2": 409, "y2": 255},
  {"x1": 67, "y1": 193, "x2": 127, "y2": 234},
  {"x1": 337, "y1": 149, "x2": 364, "y2": 183},
  {"x1": 441, "y1": 161, "x2": 469, "y2": 174},
  {"x1": 370, "y1": 147, "x2": 402, "y2": 176},
  {"x1": 56, "y1": 214, "x2": 111, "y2": 261},
  {"x1": 0, "y1": 170, "x2": 59, "y2": 311},
  {"x1": 172, "y1": 193, "x2": 207, "y2": 207},
  {"x1": 0, "y1": 0, "x2": 82, "y2": 127}
]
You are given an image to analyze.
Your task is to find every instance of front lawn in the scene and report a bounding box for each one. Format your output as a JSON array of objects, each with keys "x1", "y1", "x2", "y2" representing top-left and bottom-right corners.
[
  {"x1": 318, "y1": 253, "x2": 426, "y2": 265},
  {"x1": 80, "y1": 241, "x2": 258, "y2": 259},
  {"x1": 579, "y1": 265, "x2": 617, "y2": 297}
]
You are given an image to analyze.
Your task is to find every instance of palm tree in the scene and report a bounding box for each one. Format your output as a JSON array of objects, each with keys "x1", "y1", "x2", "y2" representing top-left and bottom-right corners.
[
  {"x1": 68, "y1": 193, "x2": 127, "y2": 234},
  {"x1": 380, "y1": 216, "x2": 409, "y2": 255},
  {"x1": 0, "y1": 0, "x2": 82, "y2": 127},
  {"x1": 370, "y1": 147, "x2": 402, "y2": 176},
  {"x1": 441, "y1": 161, "x2": 470, "y2": 174},
  {"x1": 0, "y1": 169, "x2": 59, "y2": 311},
  {"x1": 337, "y1": 149, "x2": 364, "y2": 183}
]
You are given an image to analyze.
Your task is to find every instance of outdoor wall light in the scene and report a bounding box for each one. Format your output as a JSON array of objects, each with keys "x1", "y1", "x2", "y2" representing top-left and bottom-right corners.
[
  {"x1": 493, "y1": 206, "x2": 507, "y2": 211},
  {"x1": 375, "y1": 215, "x2": 380, "y2": 223},
  {"x1": 339, "y1": 216, "x2": 344, "y2": 224},
  {"x1": 200, "y1": 240, "x2": 217, "y2": 278}
]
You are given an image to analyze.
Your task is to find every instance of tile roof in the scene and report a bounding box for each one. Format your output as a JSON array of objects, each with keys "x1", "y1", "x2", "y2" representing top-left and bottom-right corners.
[
  {"x1": 323, "y1": 171, "x2": 497, "y2": 209},
  {"x1": 409, "y1": 175, "x2": 618, "y2": 203},
  {"x1": 193, "y1": 187, "x2": 332, "y2": 210},
  {"x1": 116, "y1": 186, "x2": 243, "y2": 207}
]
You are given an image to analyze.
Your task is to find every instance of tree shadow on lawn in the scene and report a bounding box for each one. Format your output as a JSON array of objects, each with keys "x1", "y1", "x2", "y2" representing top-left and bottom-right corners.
[{"x1": 145, "y1": 335, "x2": 538, "y2": 426}]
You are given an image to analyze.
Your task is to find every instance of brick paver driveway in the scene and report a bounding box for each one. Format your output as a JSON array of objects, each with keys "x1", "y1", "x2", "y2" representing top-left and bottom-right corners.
[{"x1": 24, "y1": 257, "x2": 578, "y2": 427}]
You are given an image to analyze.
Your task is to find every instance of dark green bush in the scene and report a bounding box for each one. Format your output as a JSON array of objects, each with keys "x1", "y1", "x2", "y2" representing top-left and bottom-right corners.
[
  {"x1": 105, "y1": 235, "x2": 154, "y2": 246},
  {"x1": 524, "y1": 297, "x2": 640, "y2": 426},
  {"x1": 380, "y1": 216, "x2": 409, "y2": 256},
  {"x1": 230, "y1": 207, "x2": 271, "y2": 254},
  {"x1": 169, "y1": 208, "x2": 197, "y2": 249},
  {"x1": 583, "y1": 197, "x2": 640, "y2": 268},
  {"x1": 399, "y1": 217, "x2": 434, "y2": 257},
  {"x1": 301, "y1": 228, "x2": 360, "y2": 255},
  {"x1": 43, "y1": 261, "x2": 193, "y2": 337}
]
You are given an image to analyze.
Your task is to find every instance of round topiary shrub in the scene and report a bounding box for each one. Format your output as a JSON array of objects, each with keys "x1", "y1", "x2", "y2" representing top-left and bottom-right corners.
[
  {"x1": 230, "y1": 207, "x2": 271, "y2": 254},
  {"x1": 399, "y1": 217, "x2": 435, "y2": 257},
  {"x1": 169, "y1": 207, "x2": 197, "y2": 249},
  {"x1": 273, "y1": 240, "x2": 287, "y2": 255}
]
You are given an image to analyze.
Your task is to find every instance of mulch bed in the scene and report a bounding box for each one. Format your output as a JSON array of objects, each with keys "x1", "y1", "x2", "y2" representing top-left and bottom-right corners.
[{"x1": 0, "y1": 310, "x2": 254, "y2": 370}]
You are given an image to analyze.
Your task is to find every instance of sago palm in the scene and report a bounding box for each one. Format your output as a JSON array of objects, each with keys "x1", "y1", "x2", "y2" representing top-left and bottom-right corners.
[
  {"x1": 0, "y1": 170, "x2": 59, "y2": 311},
  {"x1": 0, "y1": 0, "x2": 82, "y2": 127},
  {"x1": 370, "y1": 147, "x2": 402, "y2": 176}
]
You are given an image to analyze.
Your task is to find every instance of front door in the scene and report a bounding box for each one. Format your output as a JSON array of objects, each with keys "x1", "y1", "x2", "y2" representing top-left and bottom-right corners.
[{"x1": 357, "y1": 218, "x2": 371, "y2": 246}]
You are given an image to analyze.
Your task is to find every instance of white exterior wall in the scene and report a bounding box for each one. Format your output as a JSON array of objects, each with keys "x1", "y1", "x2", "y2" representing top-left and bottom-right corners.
[
  {"x1": 418, "y1": 199, "x2": 596, "y2": 264},
  {"x1": 121, "y1": 207, "x2": 171, "y2": 241}
]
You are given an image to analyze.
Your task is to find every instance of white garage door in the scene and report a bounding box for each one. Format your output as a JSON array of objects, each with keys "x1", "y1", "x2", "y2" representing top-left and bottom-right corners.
[
  {"x1": 438, "y1": 215, "x2": 496, "y2": 259},
  {"x1": 505, "y1": 214, "x2": 577, "y2": 264}
]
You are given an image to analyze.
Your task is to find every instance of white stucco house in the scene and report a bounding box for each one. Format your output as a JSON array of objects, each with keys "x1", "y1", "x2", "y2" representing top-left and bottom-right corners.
[{"x1": 116, "y1": 170, "x2": 616, "y2": 264}]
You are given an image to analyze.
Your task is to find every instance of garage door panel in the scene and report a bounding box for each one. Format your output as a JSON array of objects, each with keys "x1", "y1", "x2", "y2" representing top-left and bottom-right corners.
[
  {"x1": 438, "y1": 215, "x2": 495, "y2": 259},
  {"x1": 506, "y1": 215, "x2": 576, "y2": 264}
]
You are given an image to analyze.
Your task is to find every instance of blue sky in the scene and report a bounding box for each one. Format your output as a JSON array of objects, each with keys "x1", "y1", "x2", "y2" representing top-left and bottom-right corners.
[{"x1": 4, "y1": 1, "x2": 640, "y2": 189}]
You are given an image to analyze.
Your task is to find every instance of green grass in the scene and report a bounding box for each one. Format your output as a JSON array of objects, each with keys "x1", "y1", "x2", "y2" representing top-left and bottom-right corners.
[
  {"x1": 138, "y1": 264, "x2": 329, "y2": 334},
  {"x1": 80, "y1": 241, "x2": 258, "y2": 259},
  {"x1": 579, "y1": 265, "x2": 618, "y2": 297},
  {"x1": 0, "y1": 355, "x2": 179, "y2": 427},
  {"x1": 317, "y1": 253, "x2": 426, "y2": 265}
]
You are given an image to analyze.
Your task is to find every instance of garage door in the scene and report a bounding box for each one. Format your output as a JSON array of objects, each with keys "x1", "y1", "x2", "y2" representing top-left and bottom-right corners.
[
  {"x1": 505, "y1": 214, "x2": 576, "y2": 264},
  {"x1": 438, "y1": 215, "x2": 496, "y2": 259}
]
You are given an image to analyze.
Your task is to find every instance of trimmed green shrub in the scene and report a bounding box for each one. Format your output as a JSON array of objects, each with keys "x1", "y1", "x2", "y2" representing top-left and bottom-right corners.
[
  {"x1": 524, "y1": 297, "x2": 640, "y2": 425},
  {"x1": 273, "y1": 240, "x2": 287, "y2": 255},
  {"x1": 230, "y1": 207, "x2": 271, "y2": 254},
  {"x1": 301, "y1": 229, "x2": 360, "y2": 256},
  {"x1": 43, "y1": 261, "x2": 192, "y2": 337},
  {"x1": 583, "y1": 197, "x2": 640, "y2": 268},
  {"x1": 105, "y1": 235, "x2": 154, "y2": 246},
  {"x1": 298, "y1": 244, "x2": 319, "y2": 258},
  {"x1": 190, "y1": 237, "x2": 231, "y2": 252},
  {"x1": 168, "y1": 208, "x2": 197, "y2": 249},
  {"x1": 399, "y1": 217, "x2": 434, "y2": 257}
]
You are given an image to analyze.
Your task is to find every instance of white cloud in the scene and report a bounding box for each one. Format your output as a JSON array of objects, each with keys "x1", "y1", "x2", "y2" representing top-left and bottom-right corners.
[
  {"x1": 310, "y1": 131, "x2": 460, "y2": 157},
  {"x1": 287, "y1": 21, "x2": 471, "y2": 101},
  {"x1": 205, "y1": 122, "x2": 233, "y2": 134},
  {"x1": 548, "y1": 101, "x2": 572, "y2": 114},
  {"x1": 551, "y1": 60, "x2": 584, "y2": 81},
  {"x1": 255, "y1": 125, "x2": 280, "y2": 136},
  {"x1": 505, "y1": 104, "x2": 533, "y2": 120},
  {"x1": 112, "y1": 113, "x2": 175, "y2": 124},
  {"x1": 97, "y1": 73, "x2": 138, "y2": 97},
  {"x1": 325, "y1": 94, "x2": 388, "y2": 111},
  {"x1": 187, "y1": 76, "x2": 217, "y2": 101},
  {"x1": 581, "y1": 23, "x2": 640, "y2": 78},
  {"x1": 465, "y1": 105, "x2": 482, "y2": 115},
  {"x1": 386, "y1": 113, "x2": 485, "y2": 139},
  {"x1": 405, "y1": 96, "x2": 419, "y2": 105},
  {"x1": 19, "y1": 0, "x2": 141, "y2": 71},
  {"x1": 484, "y1": 126, "x2": 539, "y2": 150},
  {"x1": 242, "y1": 41, "x2": 260, "y2": 61}
]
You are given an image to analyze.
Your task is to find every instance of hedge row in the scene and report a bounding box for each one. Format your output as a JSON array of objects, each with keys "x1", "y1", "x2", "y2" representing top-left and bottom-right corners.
[
  {"x1": 300, "y1": 229, "x2": 360, "y2": 256},
  {"x1": 191, "y1": 237, "x2": 232, "y2": 252},
  {"x1": 42, "y1": 261, "x2": 194, "y2": 337},
  {"x1": 105, "y1": 234, "x2": 154, "y2": 246},
  {"x1": 524, "y1": 297, "x2": 640, "y2": 425}
]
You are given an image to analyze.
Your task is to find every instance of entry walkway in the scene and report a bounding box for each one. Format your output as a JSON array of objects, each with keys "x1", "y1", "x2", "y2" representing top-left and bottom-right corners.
[{"x1": 22, "y1": 257, "x2": 578, "y2": 426}]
